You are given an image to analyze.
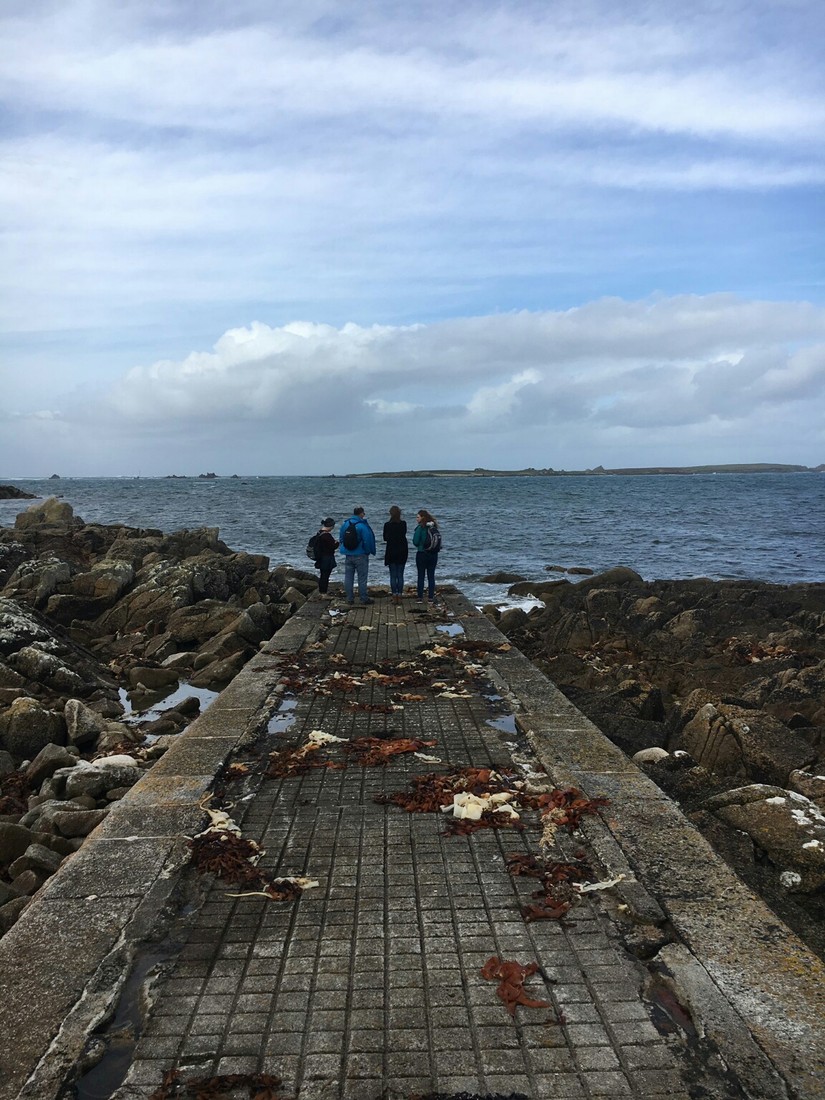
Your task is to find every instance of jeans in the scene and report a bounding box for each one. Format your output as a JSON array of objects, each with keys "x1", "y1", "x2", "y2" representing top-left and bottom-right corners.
[
  {"x1": 388, "y1": 562, "x2": 405, "y2": 595},
  {"x1": 416, "y1": 550, "x2": 438, "y2": 600},
  {"x1": 344, "y1": 554, "x2": 370, "y2": 602}
]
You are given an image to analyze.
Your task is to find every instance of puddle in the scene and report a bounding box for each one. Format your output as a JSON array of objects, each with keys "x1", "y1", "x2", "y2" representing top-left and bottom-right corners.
[
  {"x1": 267, "y1": 697, "x2": 298, "y2": 735},
  {"x1": 119, "y1": 683, "x2": 219, "y2": 725},
  {"x1": 435, "y1": 623, "x2": 465, "y2": 637},
  {"x1": 71, "y1": 938, "x2": 183, "y2": 1099},
  {"x1": 486, "y1": 713, "x2": 517, "y2": 735},
  {"x1": 648, "y1": 977, "x2": 698, "y2": 1039}
]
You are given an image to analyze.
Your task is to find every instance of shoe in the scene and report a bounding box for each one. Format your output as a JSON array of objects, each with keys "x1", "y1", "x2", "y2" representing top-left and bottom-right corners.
[
  {"x1": 360, "y1": 598, "x2": 374, "y2": 605},
  {"x1": 346, "y1": 599, "x2": 354, "y2": 605}
]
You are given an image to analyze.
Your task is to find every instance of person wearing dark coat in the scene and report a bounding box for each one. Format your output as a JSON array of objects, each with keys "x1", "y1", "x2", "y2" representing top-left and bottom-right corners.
[
  {"x1": 314, "y1": 518, "x2": 338, "y2": 596},
  {"x1": 382, "y1": 505, "x2": 408, "y2": 604}
]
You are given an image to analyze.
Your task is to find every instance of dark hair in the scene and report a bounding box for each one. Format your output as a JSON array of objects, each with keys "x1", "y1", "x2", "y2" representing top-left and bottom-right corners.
[
  {"x1": 322, "y1": 517, "x2": 335, "y2": 528},
  {"x1": 354, "y1": 506, "x2": 365, "y2": 516},
  {"x1": 417, "y1": 508, "x2": 436, "y2": 525},
  {"x1": 389, "y1": 505, "x2": 401, "y2": 521}
]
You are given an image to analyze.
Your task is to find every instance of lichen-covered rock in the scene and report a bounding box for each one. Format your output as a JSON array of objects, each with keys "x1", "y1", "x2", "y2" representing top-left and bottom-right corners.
[
  {"x1": 674, "y1": 701, "x2": 815, "y2": 785},
  {"x1": 0, "y1": 697, "x2": 65, "y2": 758},
  {"x1": 788, "y1": 770, "x2": 825, "y2": 811},
  {"x1": 14, "y1": 497, "x2": 79, "y2": 533},
  {"x1": 702, "y1": 785, "x2": 825, "y2": 892}
]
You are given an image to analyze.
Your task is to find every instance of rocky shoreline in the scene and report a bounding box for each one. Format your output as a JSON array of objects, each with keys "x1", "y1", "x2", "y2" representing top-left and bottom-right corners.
[
  {"x1": 2, "y1": 500, "x2": 824, "y2": 961},
  {"x1": 0, "y1": 498, "x2": 317, "y2": 935},
  {"x1": 485, "y1": 567, "x2": 825, "y2": 958}
]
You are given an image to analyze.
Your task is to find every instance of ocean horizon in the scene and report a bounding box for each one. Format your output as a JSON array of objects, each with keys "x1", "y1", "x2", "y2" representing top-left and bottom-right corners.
[{"x1": 2, "y1": 473, "x2": 823, "y2": 606}]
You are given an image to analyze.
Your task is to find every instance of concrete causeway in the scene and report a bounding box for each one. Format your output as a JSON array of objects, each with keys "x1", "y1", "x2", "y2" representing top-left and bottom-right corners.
[{"x1": 1, "y1": 588, "x2": 824, "y2": 1100}]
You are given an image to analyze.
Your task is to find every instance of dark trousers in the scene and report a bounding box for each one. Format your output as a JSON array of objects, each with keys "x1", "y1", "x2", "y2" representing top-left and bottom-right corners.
[
  {"x1": 317, "y1": 554, "x2": 335, "y2": 593},
  {"x1": 416, "y1": 550, "x2": 438, "y2": 599}
]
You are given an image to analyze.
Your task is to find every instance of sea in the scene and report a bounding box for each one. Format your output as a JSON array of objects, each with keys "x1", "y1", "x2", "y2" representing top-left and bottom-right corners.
[{"x1": 2, "y1": 474, "x2": 823, "y2": 607}]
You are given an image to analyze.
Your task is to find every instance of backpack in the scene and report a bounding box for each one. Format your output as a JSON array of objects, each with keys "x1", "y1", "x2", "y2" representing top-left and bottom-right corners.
[
  {"x1": 306, "y1": 533, "x2": 321, "y2": 561},
  {"x1": 342, "y1": 520, "x2": 361, "y2": 551},
  {"x1": 424, "y1": 524, "x2": 442, "y2": 553}
]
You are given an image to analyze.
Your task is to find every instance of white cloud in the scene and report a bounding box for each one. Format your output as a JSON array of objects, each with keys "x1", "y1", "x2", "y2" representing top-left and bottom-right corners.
[
  {"x1": 1, "y1": 1, "x2": 823, "y2": 475},
  {"x1": 71, "y1": 294, "x2": 822, "y2": 469}
]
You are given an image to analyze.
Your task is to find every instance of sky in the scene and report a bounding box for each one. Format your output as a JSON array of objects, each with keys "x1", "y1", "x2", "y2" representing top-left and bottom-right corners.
[{"x1": 1, "y1": 0, "x2": 824, "y2": 476}]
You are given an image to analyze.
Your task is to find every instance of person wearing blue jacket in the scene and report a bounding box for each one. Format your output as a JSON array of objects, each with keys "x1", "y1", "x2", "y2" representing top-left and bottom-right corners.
[{"x1": 339, "y1": 506, "x2": 376, "y2": 605}]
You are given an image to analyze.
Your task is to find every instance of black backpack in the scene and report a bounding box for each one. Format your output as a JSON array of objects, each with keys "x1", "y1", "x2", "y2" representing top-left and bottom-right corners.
[
  {"x1": 424, "y1": 525, "x2": 442, "y2": 553},
  {"x1": 306, "y1": 533, "x2": 321, "y2": 561},
  {"x1": 342, "y1": 520, "x2": 361, "y2": 551}
]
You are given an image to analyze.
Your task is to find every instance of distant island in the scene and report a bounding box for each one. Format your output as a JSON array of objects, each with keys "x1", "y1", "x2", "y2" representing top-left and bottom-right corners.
[{"x1": 342, "y1": 463, "x2": 825, "y2": 479}]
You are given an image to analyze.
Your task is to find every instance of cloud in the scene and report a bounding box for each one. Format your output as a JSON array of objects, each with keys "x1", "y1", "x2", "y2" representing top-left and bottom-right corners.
[
  {"x1": 1, "y1": 2, "x2": 824, "y2": 475},
  {"x1": 93, "y1": 294, "x2": 825, "y2": 453}
]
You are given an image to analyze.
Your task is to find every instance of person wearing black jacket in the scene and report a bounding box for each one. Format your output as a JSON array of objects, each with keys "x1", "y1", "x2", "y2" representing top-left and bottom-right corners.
[
  {"x1": 314, "y1": 518, "x2": 338, "y2": 596},
  {"x1": 382, "y1": 505, "x2": 408, "y2": 604}
]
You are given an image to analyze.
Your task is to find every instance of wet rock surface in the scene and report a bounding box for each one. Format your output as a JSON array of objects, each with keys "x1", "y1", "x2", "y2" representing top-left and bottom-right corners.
[
  {"x1": 0, "y1": 497, "x2": 305, "y2": 935},
  {"x1": 495, "y1": 568, "x2": 825, "y2": 958}
]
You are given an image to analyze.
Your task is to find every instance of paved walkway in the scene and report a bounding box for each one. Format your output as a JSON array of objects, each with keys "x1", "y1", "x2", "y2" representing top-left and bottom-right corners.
[
  {"x1": 97, "y1": 589, "x2": 819, "y2": 1100},
  {"x1": 3, "y1": 587, "x2": 824, "y2": 1100}
]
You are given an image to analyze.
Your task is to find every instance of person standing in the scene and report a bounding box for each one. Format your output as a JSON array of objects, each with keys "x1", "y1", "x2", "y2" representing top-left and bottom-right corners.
[
  {"x1": 382, "y1": 505, "x2": 408, "y2": 604},
  {"x1": 413, "y1": 508, "x2": 441, "y2": 603},
  {"x1": 314, "y1": 518, "x2": 338, "y2": 596},
  {"x1": 339, "y1": 506, "x2": 376, "y2": 605}
]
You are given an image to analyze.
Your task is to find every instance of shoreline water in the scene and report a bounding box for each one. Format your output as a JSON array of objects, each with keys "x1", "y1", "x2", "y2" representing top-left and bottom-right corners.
[{"x1": 1, "y1": 473, "x2": 823, "y2": 604}]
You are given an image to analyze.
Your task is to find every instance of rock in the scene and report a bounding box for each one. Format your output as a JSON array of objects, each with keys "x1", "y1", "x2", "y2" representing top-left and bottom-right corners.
[
  {"x1": 568, "y1": 566, "x2": 595, "y2": 575},
  {"x1": 545, "y1": 565, "x2": 567, "y2": 573},
  {"x1": 10, "y1": 867, "x2": 50, "y2": 895},
  {"x1": 0, "y1": 896, "x2": 29, "y2": 935},
  {"x1": 280, "y1": 586, "x2": 307, "y2": 608},
  {"x1": 24, "y1": 743, "x2": 78, "y2": 788},
  {"x1": 633, "y1": 747, "x2": 671, "y2": 765},
  {"x1": 62, "y1": 760, "x2": 139, "y2": 800},
  {"x1": 50, "y1": 808, "x2": 108, "y2": 837},
  {"x1": 14, "y1": 497, "x2": 78, "y2": 532},
  {"x1": 0, "y1": 881, "x2": 20, "y2": 906},
  {"x1": 508, "y1": 579, "x2": 570, "y2": 599},
  {"x1": 575, "y1": 566, "x2": 643, "y2": 588},
  {"x1": 92, "y1": 754, "x2": 139, "y2": 770},
  {"x1": 0, "y1": 485, "x2": 36, "y2": 500},
  {"x1": 0, "y1": 750, "x2": 15, "y2": 777},
  {"x1": 0, "y1": 822, "x2": 35, "y2": 863},
  {"x1": 8, "y1": 842, "x2": 63, "y2": 879},
  {"x1": 498, "y1": 607, "x2": 529, "y2": 634},
  {"x1": 702, "y1": 785, "x2": 825, "y2": 892},
  {"x1": 0, "y1": 697, "x2": 66, "y2": 759},
  {"x1": 0, "y1": 662, "x2": 26, "y2": 691},
  {"x1": 127, "y1": 665, "x2": 179, "y2": 691},
  {"x1": 788, "y1": 770, "x2": 825, "y2": 811},
  {"x1": 674, "y1": 701, "x2": 816, "y2": 786},
  {"x1": 9, "y1": 646, "x2": 84, "y2": 693},
  {"x1": 63, "y1": 698, "x2": 107, "y2": 747},
  {"x1": 479, "y1": 572, "x2": 528, "y2": 584},
  {"x1": 188, "y1": 651, "x2": 247, "y2": 690}
]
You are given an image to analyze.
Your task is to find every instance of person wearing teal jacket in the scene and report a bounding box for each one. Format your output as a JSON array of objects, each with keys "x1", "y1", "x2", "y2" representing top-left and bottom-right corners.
[
  {"x1": 339, "y1": 506, "x2": 376, "y2": 604},
  {"x1": 413, "y1": 508, "x2": 441, "y2": 602}
]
